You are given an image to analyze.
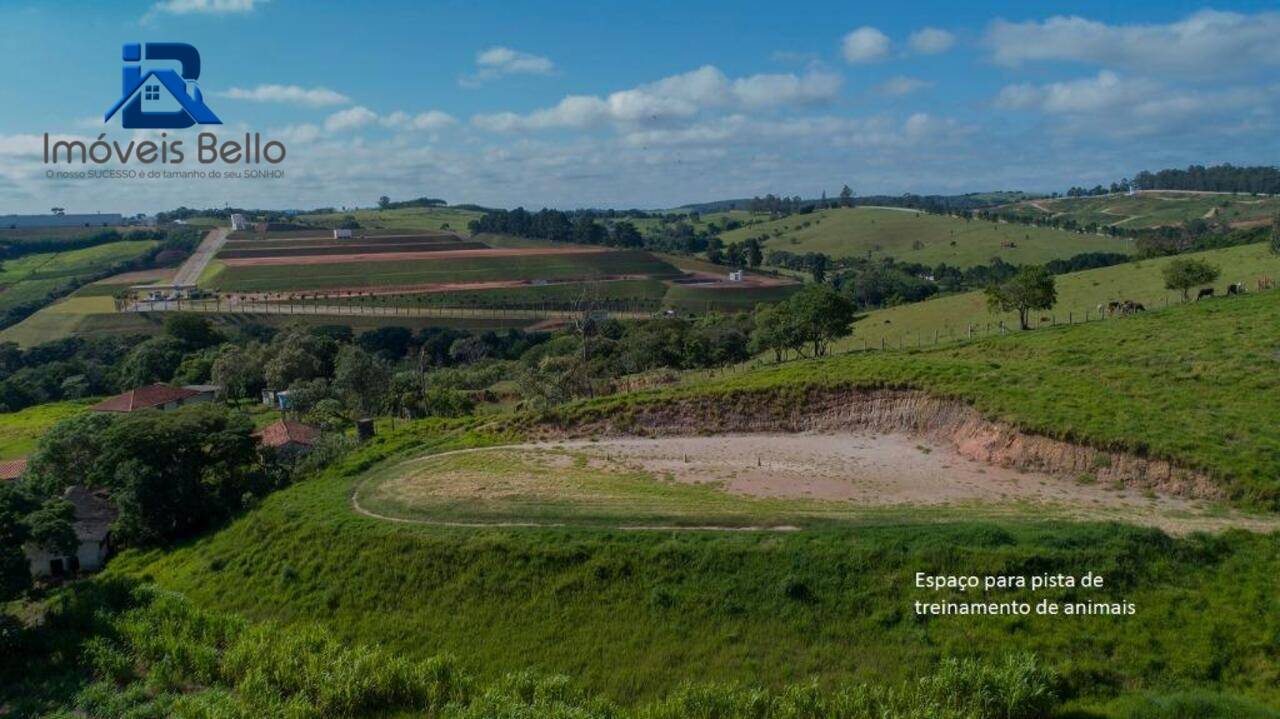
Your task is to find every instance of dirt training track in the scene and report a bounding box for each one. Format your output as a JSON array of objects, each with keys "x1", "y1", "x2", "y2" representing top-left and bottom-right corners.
[{"x1": 220, "y1": 245, "x2": 613, "y2": 267}]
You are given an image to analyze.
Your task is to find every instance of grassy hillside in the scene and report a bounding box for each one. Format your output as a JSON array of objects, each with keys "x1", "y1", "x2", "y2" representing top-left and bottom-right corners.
[
  {"x1": 0, "y1": 399, "x2": 93, "y2": 458},
  {"x1": 838, "y1": 241, "x2": 1280, "y2": 349},
  {"x1": 716, "y1": 207, "x2": 1134, "y2": 267},
  {"x1": 109, "y1": 427, "x2": 1280, "y2": 713},
  {"x1": 296, "y1": 206, "x2": 483, "y2": 234},
  {"x1": 0, "y1": 240, "x2": 161, "y2": 329},
  {"x1": 998, "y1": 192, "x2": 1280, "y2": 230},
  {"x1": 100, "y1": 289, "x2": 1280, "y2": 715}
]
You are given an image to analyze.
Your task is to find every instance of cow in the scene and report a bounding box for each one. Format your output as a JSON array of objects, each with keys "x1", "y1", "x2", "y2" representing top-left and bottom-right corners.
[
  {"x1": 1104, "y1": 300, "x2": 1124, "y2": 317},
  {"x1": 1196, "y1": 287, "x2": 1215, "y2": 301},
  {"x1": 1226, "y1": 282, "x2": 1245, "y2": 296}
]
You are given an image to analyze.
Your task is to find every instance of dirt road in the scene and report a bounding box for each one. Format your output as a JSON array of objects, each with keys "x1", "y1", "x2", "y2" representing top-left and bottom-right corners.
[{"x1": 172, "y1": 227, "x2": 228, "y2": 286}]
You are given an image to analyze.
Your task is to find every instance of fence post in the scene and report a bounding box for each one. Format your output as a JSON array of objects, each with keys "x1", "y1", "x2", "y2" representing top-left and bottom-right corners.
[
  {"x1": 999, "y1": 320, "x2": 1005, "y2": 336},
  {"x1": 968, "y1": 324, "x2": 972, "y2": 340}
]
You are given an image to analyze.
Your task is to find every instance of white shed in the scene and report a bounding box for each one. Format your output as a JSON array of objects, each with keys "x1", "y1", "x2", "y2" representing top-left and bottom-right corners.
[
  {"x1": 26, "y1": 486, "x2": 117, "y2": 578},
  {"x1": 333, "y1": 228, "x2": 353, "y2": 239}
]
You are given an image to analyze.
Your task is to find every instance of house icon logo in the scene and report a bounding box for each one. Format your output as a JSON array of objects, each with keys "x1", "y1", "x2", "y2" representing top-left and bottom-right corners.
[{"x1": 104, "y1": 43, "x2": 221, "y2": 129}]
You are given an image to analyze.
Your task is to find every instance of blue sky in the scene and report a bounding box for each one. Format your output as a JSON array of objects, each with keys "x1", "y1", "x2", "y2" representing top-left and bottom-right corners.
[{"x1": 1, "y1": 0, "x2": 1278, "y2": 214}]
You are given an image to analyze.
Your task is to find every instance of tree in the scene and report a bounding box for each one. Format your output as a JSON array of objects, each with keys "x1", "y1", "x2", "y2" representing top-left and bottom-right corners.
[
  {"x1": 985, "y1": 266, "x2": 1057, "y2": 330},
  {"x1": 164, "y1": 313, "x2": 224, "y2": 349},
  {"x1": 1270, "y1": 213, "x2": 1280, "y2": 256},
  {"x1": 378, "y1": 195, "x2": 391, "y2": 209},
  {"x1": 24, "y1": 412, "x2": 116, "y2": 496},
  {"x1": 784, "y1": 284, "x2": 856, "y2": 357},
  {"x1": 839, "y1": 185, "x2": 854, "y2": 208},
  {"x1": 211, "y1": 344, "x2": 266, "y2": 401},
  {"x1": 116, "y1": 336, "x2": 187, "y2": 387},
  {"x1": 357, "y1": 326, "x2": 414, "y2": 360},
  {"x1": 705, "y1": 237, "x2": 725, "y2": 265},
  {"x1": 750, "y1": 303, "x2": 801, "y2": 362},
  {"x1": 744, "y1": 238, "x2": 763, "y2": 268},
  {"x1": 98, "y1": 404, "x2": 263, "y2": 546},
  {"x1": 1162, "y1": 258, "x2": 1221, "y2": 301},
  {"x1": 610, "y1": 221, "x2": 643, "y2": 248},
  {"x1": 809, "y1": 253, "x2": 829, "y2": 284},
  {"x1": 333, "y1": 345, "x2": 391, "y2": 417},
  {"x1": 24, "y1": 497, "x2": 77, "y2": 558},
  {"x1": 0, "y1": 485, "x2": 32, "y2": 600}
]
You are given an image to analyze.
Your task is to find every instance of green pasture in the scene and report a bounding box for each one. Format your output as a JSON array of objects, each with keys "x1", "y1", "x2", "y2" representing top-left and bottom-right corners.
[
  {"x1": 837, "y1": 241, "x2": 1280, "y2": 349},
  {"x1": 715, "y1": 207, "x2": 1134, "y2": 267}
]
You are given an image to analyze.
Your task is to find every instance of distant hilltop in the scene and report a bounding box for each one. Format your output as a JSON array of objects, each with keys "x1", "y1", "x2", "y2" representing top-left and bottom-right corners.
[{"x1": 0, "y1": 213, "x2": 123, "y2": 229}]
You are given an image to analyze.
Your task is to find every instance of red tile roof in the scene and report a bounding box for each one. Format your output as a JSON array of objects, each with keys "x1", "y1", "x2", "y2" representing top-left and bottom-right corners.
[
  {"x1": 0, "y1": 458, "x2": 27, "y2": 481},
  {"x1": 254, "y1": 420, "x2": 321, "y2": 449},
  {"x1": 91, "y1": 384, "x2": 202, "y2": 412}
]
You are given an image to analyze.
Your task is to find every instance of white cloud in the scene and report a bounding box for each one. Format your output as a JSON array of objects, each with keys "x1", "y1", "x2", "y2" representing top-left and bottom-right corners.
[
  {"x1": 477, "y1": 46, "x2": 554, "y2": 74},
  {"x1": 472, "y1": 65, "x2": 841, "y2": 132},
  {"x1": 841, "y1": 27, "x2": 890, "y2": 63},
  {"x1": 148, "y1": 0, "x2": 265, "y2": 15},
  {"x1": 218, "y1": 84, "x2": 350, "y2": 107},
  {"x1": 994, "y1": 70, "x2": 1278, "y2": 139},
  {"x1": 908, "y1": 27, "x2": 955, "y2": 54},
  {"x1": 995, "y1": 71, "x2": 1139, "y2": 113},
  {"x1": 986, "y1": 10, "x2": 1280, "y2": 77},
  {"x1": 272, "y1": 123, "x2": 322, "y2": 144},
  {"x1": 324, "y1": 106, "x2": 378, "y2": 132},
  {"x1": 381, "y1": 110, "x2": 457, "y2": 131},
  {"x1": 879, "y1": 76, "x2": 932, "y2": 96},
  {"x1": 732, "y1": 70, "x2": 842, "y2": 107},
  {"x1": 461, "y1": 46, "x2": 555, "y2": 86}
]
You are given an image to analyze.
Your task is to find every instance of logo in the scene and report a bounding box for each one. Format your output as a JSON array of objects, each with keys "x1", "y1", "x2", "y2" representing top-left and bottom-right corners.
[{"x1": 103, "y1": 43, "x2": 221, "y2": 129}]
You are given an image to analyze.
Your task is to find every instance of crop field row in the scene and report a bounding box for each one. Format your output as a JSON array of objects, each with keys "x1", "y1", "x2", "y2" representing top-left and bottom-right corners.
[
  {"x1": 253, "y1": 277, "x2": 800, "y2": 314},
  {"x1": 222, "y1": 233, "x2": 462, "y2": 251},
  {"x1": 202, "y1": 249, "x2": 683, "y2": 291},
  {"x1": 218, "y1": 241, "x2": 486, "y2": 260},
  {"x1": 716, "y1": 207, "x2": 1134, "y2": 268}
]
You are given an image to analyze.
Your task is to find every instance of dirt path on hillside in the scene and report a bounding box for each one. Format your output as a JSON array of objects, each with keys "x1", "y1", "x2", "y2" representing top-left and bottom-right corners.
[
  {"x1": 351, "y1": 435, "x2": 1280, "y2": 535},
  {"x1": 172, "y1": 227, "x2": 227, "y2": 286}
]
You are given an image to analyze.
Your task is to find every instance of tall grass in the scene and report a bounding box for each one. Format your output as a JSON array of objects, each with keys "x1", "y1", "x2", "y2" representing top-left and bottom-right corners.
[{"x1": 10, "y1": 579, "x2": 1065, "y2": 719}]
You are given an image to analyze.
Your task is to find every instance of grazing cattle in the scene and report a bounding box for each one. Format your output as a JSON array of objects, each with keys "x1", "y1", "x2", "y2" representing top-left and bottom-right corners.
[
  {"x1": 1258, "y1": 277, "x2": 1275, "y2": 291},
  {"x1": 1196, "y1": 287, "x2": 1215, "y2": 301},
  {"x1": 1226, "y1": 283, "x2": 1245, "y2": 296},
  {"x1": 1104, "y1": 300, "x2": 1124, "y2": 317}
]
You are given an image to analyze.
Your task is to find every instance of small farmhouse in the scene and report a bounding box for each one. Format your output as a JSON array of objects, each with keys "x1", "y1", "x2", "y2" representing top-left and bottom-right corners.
[
  {"x1": 91, "y1": 383, "x2": 212, "y2": 413},
  {"x1": 255, "y1": 419, "x2": 321, "y2": 457},
  {"x1": 230, "y1": 213, "x2": 249, "y2": 231},
  {"x1": 333, "y1": 228, "x2": 353, "y2": 239},
  {"x1": 728, "y1": 270, "x2": 745, "y2": 282},
  {"x1": 26, "y1": 486, "x2": 117, "y2": 578}
]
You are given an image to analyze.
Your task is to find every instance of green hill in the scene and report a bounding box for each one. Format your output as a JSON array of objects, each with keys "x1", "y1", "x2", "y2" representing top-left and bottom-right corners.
[
  {"x1": 996, "y1": 191, "x2": 1280, "y2": 230},
  {"x1": 717, "y1": 207, "x2": 1134, "y2": 268},
  {"x1": 97, "y1": 288, "x2": 1280, "y2": 715},
  {"x1": 837, "y1": 241, "x2": 1280, "y2": 350}
]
